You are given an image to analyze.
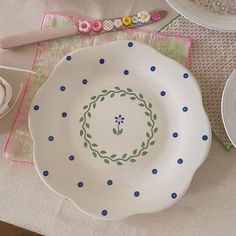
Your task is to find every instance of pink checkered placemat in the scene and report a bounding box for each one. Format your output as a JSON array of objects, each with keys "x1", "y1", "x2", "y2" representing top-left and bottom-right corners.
[{"x1": 3, "y1": 12, "x2": 192, "y2": 164}]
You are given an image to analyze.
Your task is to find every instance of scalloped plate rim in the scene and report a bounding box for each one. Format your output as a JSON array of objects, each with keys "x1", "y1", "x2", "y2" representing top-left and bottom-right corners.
[
  {"x1": 165, "y1": 0, "x2": 236, "y2": 32},
  {"x1": 29, "y1": 40, "x2": 212, "y2": 220}
]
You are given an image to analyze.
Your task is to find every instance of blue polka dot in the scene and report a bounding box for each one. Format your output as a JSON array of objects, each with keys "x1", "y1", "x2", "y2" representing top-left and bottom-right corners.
[
  {"x1": 82, "y1": 79, "x2": 88, "y2": 85},
  {"x1": 99, "y1": 58, "x2": 105, "y2": 64},
  {"x1": 177, "y1": 158, "x2": 183, "y2": 164},
  {"x1": 150, "y1": 66, "x2": 156, "y2": 72},
  {"x1": 183, "y1": 73, "x2": 189, "y2": 79},
  {"x1": 62, "y1": 112, "x2": 67, "y2": 118},
  {"x1": 202, "y1": 135, "x2": 208, "y2": 141},
  {"x1": 124, "y1": 69, "x2": 129, "y2": 75},
  {"x1": 173, "y1": 132, "x2": 178, "y2": 138},
  {"x1": 43, "y1": 170, "x2": 49, "y2": 176},
  {"x1": 152, "y1": 168, "x2": 158, "y2": 175},
  {"x1": 101, "y1": 209, "x2": 108, "y2": 216},
  {"x1": 128, "y1": 42, "x2": 133, "y2": 47},
  {"x1": 34, "y1": 105, "x2": 39, "y2": 111},
  {"x1": 171, "y1": 193, "x2": 177, "y2": 199},
  {"x1": 69, "y1": 155, "x2": 75, "y2": 161},
  {"x1": 60, "y1": 86, "x2": 66, "y2": 91},
  {"x1": 134, "y1": 191, "x2": 140, "y2": 197},
  {"x1": 182, "y1": 106, "x2": 188, "y2": 112},
  {"x1": 66, "y1": 55, "x2": 71, "y2": 61},
  {"x1": 48, "y1": 136, "x2": 54, "y2": 141},
  {"x1": 107, "y1": 180, "x2": 113, "y2": 186},
  {"x1": 78, "y1": 182, "x2": 84, "y2": 188},
  {"x1": 160, "y1": 91, "x2": 166, "y2": 96}
]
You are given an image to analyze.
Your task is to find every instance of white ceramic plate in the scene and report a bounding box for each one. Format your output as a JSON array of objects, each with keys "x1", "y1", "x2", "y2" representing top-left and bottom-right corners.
[
  {"x1": 29, "y1": 40, "x2": 211, "y2": 220},
  {"x1": 165, "y1": 0, "x2": 236, "y2": 32},
  {"x1": 0, "y1": 76, "x2": 12, "y2": 118},
  {"x1": 221, "y1": 70, "x2": 236, "y2": 147}
]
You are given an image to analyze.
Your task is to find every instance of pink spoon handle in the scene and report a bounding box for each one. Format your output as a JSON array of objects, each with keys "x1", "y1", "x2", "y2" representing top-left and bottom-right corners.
[{"x1": 0, "y1": 25, "x2": 78, "y2": 49}]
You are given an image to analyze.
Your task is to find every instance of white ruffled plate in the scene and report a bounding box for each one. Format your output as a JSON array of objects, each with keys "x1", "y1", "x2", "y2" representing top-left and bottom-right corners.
[
  {"x1": 165, "y1": 0, "x2": 236, "y2": 32},
  {"x1": 29, "y1": 40, "x2": 211, "y2": 220}
]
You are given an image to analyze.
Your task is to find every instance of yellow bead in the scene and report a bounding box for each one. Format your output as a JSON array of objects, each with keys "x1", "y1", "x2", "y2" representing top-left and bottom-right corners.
[{"x1": 122, "y1": 16, "x2": 132, "y2": 26}]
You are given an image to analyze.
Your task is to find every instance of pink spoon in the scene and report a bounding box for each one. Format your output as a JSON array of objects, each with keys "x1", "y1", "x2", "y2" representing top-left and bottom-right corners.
[{"x1": 0, "y1": 10, "x2": 167, "y2": 49}]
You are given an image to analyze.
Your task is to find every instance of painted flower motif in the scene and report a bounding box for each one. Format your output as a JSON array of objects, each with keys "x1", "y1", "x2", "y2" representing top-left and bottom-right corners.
[
  {"x1": 113, "y1": 115, "x2": 125, "y2": 136},
  {"x1": 137, "y1": 11, "x2": 150, "y2": 23},
  {"x1": 131, "y1": 16, "x2": 139, "y2": 24},
  {"x1": 113, "y1": 19, "x2": 123, "y2": 28},
  {"x1": 122, "y1": 16, "x2": 132, "y2": 26},
  {"x1": 115, "y1": 115, "x2": 125, "y2": 125}
]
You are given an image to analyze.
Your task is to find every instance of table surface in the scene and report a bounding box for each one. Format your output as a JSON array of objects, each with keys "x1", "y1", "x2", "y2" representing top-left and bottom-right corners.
[
  {"x1": 0, "y1": 1, "x2": 236, "y2": 235},
  {"x1": 0, "y1": 220, "x2": 41, "y2": 236}
]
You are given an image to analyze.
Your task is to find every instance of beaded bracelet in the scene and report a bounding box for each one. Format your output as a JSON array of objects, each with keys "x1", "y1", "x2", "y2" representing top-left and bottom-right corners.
[{"x1": 76, "y1": 9, "x2": 164, "y2": 34}]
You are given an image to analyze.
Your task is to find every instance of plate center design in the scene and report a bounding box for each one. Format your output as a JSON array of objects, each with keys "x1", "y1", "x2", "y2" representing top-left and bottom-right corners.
[
  {"x1": 113, "y1": 115, "x2": 125, "y2": 136},
  {"x1": 79, "y1": 87, "x2": 158, "y2": 165}
]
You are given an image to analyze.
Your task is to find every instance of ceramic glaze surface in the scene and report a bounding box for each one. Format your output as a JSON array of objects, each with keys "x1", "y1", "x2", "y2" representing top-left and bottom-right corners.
[
  {"x1": 221, "y1": 70, "x2": 236, "y2": 147},
  {"x1": 166, "y1": 0, "x2": 236, "y2": 32},
  {"x1": 0, "y1": 83, "x2": 5, "y2": 106},
  {"x1": 29, "y1": 40, "x2": 211, "y2": 220},
  {"x1": 0, "y1": 76, "x2": 12, "y2": 117}
]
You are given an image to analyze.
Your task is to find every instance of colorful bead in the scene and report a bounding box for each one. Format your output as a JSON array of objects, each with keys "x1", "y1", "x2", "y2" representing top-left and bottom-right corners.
[
  {"x1": 103, "y1": 19, "x2": 114, "y2": 31},
  {"x1": 150, "y1": 10, "x2": 161, "y2": 21},
  {"x1": 113, "y1": 19, "x2": 123, "y2": 28},
  {"x1": 132, "y1": 16, "x2": 139, "y2": 24},
  {"x1": 78, "y1": 20, "x2": 92, "y2": 33},
  {"x1": 91, "y1": 20, "x2": 102, "y2": 32},
  {"x1": 137, "y1": 11, "x2": 150, "y2": 23},
  {"x1": 122, "y1": 16, "x2": 132, "y2": 26}
]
